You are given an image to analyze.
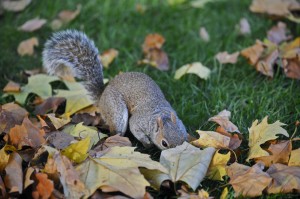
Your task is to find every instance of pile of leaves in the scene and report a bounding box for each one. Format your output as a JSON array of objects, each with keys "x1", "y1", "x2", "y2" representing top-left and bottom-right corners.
[{"x1": 1, "y1": 72, "x2": 300, "y2": 199}]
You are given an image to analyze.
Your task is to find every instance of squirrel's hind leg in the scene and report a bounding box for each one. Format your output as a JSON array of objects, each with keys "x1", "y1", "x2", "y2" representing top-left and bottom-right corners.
[{"x1": 98, "y1": 86, "x2": 128, "y2": 136}]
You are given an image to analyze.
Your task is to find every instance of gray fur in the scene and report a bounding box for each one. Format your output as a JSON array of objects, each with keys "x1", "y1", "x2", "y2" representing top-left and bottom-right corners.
[{"x1": 43, "y1": 30, "x2": 188, "y2": 150}]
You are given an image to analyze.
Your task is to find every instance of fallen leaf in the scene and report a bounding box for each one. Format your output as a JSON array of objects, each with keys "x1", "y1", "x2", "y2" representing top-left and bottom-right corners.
[
  {"x1": 55, "y1": 81, "x2": 93, "y2": 115},
  {"x1": 215, "y1": 127, "x2": 242, "y2": 150},
  {"x1": 142, "y1": 33, "x2": 165, "y2": 53},
  {"x1": 143, "y1": 142, "x2": 216, "y2": 190},
  {"x1": 226, "y1": 162, "x2": 272, "y2": 197},
  {"x1": 100, "y1": 48, "x2": 119, "y2": 68},
  {"x1": 247, "y1": 116, "x2": 289, "y2": 161},
  {"x1": 279, "y1": 37, "x2": 300, "y2": 59},
  {"x1": 63, "y1": 122, "x2": 106, "y2": 146},
  {"x1": 178, "y1": 186, "x2": 212, "y2": 199},
  {"x1": 207, "y1": 150, "x2": 230, "y2": 181},
  {"x1": 3, "y1": 81, "x2": 20, "y2": 92},
  {"x1": 17, "y1": 37, "x2": 39, "y2": 56},
  {"x1": 4, "y1": 152, "x2": 23, "y2": 194},
  {"x1": 62, "y1": 137, "x2": 90, "y2": 163},
  {"x1": 32, "y1": 173, "x2": 54, "y2": 199},
  {"x1": 240, "y1": 40, "x2": 264, "y2": 65},
  {"x1": 50, "y1": 19, "x2": 63, "y2": 30},
  {"x1": 77, "y1": 146, "x2": 166, "y2": 198},
  {"x1": 0, "y1": 146, "x2": 9, "y2": 172},
  {"x1": 267, "y1": 21, "x2": 291, "y2": 44},
  {"x1": 288, "y1": 148, "x2": 300, "y2": 166},
  {"x1": 2, "y1": 0, "x2": 31, "y2": 12},
  {"x1": 139, "y1": 48, "x2": 169, "y2": 71},
  {"x1": 255, "y1": 140, "x2": 291, "y2": 167},
  {"x1": 46, "y1": 131, "x2": 75, "y2": 150},
  {"x1": 47, "y1": 114, "x2": 71, "y2": 130},
  {"x1": 282, "y1": 58, "x2": 300, "y2": 80},
  {"x1": 250, "y1": 0, "x2": 300, "y2": 18},
  {"x1": 93, "y1": 134, "x2": 132, "y2": 152},
  {"x1": 175, "y1": 62, "x2": 211, "y2": 80},
  {"x1": 24, "y1": 167, "x2": 35, "y2": 189},
  {"x1": 192, "y1": 130, "x2": 230, "y2": 149},
  {"x1": 135, "y1": 3, "x2": 147, "y2": 14},
  {"x1": 18, "y1": 18, "x2": 47, "y2": 32},
  {"x1": 208, "y1": 110, "x2": 240, "y2": 133},
  {"x1": 220, "y1": 187, "x2": 228, "y2": 199},
  {"x1": 266, "y1": 163, "x2": 300, "y2": 194},
  {"x1": 4, "y1": 117, "x2": 45, "y2": 149},
  {"x1": 58, "y1": 4, "x2": 81, "y2": 23},
  {"x1": 199, "y1": 27, "x2": 210, "y2": 42},
  {"x1": 0, "y1": 176, "x2": 7, "y2": 198},
  {"x1": 54, "y1": 153, "x2": 87, "y2": 198},
  {"x1": 215, "y1": 51, "x2": 240, "y2": 64},
  {"x1": 255, "y1": 48, "x2": 279, "y2": 77},
  {"x1": 237, "y1": 18, "x2": 251, "y2": 35},
  {"x1": 34, "y1": 97, "x2": 65, "y2": 115}
]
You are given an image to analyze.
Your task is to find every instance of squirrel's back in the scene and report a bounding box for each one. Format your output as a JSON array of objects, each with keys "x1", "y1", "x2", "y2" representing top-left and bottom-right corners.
[{"x1": 43, "y1": 30, "x2": 104, "y2": 100}]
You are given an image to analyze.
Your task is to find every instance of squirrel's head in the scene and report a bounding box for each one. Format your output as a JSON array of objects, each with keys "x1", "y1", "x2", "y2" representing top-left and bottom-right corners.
[{"x1": 152, "y1": 112, "x2": 188, "y2": 150}]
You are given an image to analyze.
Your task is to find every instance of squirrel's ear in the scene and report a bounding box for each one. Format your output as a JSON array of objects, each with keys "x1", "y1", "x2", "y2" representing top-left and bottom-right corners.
[
  {"x1": 157, "y1": 116, "x2": 163, "y2": 128},
  {"x1": 171, "y1": 112, "x2": 177, "y2": 124}
]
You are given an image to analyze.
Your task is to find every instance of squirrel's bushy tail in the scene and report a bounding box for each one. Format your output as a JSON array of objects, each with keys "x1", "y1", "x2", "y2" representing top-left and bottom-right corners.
[{"x1": 43, "y1": 30, "x2": 104, "y2": 100}]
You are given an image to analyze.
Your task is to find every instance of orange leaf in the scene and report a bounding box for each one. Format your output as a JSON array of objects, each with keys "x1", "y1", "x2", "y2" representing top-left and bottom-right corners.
[
  {"x1": 241, "y1": 40, "x2": 264, "y2": 65},
  {"x1": 58, "y1": 4, "x2": 81, "y2": 23},
  {"x1": 17, "y1": 37, "x2": 39, "y2": 56},
  {"x1": 3, "y1": 81, "x2": 20, "y2": 92},
  {"x1": 142, "y1": 33, "x2": 165, "y2": 53},
  {"x1": 32, "y1": 173, "x2": 54, "y2": 199}
]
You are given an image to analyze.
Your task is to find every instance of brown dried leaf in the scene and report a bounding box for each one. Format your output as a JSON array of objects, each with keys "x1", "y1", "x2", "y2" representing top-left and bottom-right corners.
[
  {"x1": 46, "y1": 131, "x2": 75, "y2": 150},
  {"x1": 255, "y1": 49, "x2": 279, "y2": 77},
  {"x1": 208, "y1": 110, "x2": 240, "y2": 133},
  {"x1": 58, "y1": 4, "x2": 81, "y2": 23},
  {"x1": 241, "y1": 40, "x2": 265, "y2": 65},
  {"x1": 215, "y1": 51, "x2": 240, "y2": 64},
  {"x1": 237, "y1": 18, "x2": 251, "y2": 35},
  {"x1": 2, "y1": 0, "x2": 31, "y2": 12},
  {"x1": 282, "y1": 58, "x2": 300, "y2": 80},
  {"x1": 178, "y1": 186, "x2": 212, "y2": 199},
  {"x1": 216, "y1": 126, "x2": 242, "y2": 150},
  {"x1": 255, "y1": 140, "x2": 291, "y2": 167},
  {"x1": 266, "y1": 163, "x2": 300, "y2": 194},
  {"x1": 3, "y1": 81, "x2": 20, "y2": 92},
  {"x1": 34, "y1": 97, "x2": 65, "y2": 115},
  {"x1": 199, "y1": 27, "x2": 210, "y2": 42},
  {"x1": 24, "y1": 167, "x2": 35, "y2": 189},
  {"x1": 4, "y1": 117, "x2": 45, "y2": 149},
  {"x1": 4, "y1": 152, "x2": 23, "y2": 194},
  {"x1": 92, "y1": 134, "x2": 132, "y2": 153},
  {"x1": 32, "y1": 173, "x2": 54, "y2": 199},
  {"x1": 267, "y1": 21, "x2": 291, "y2": 44},
  {"x1": 100, "y1": 48, "x2": 119, "y2": 68},
  {"x1": 142, "y1": 33, "x2": 165, "y2": 53},
  {"x1": 140, "y1": 48, "x2": 169, "y2": 71},
  {"x1": 226, "y1": 162, "x2": 272, "y2": 197},
  {"x1": 17, "y1": 37, "x2": 39, "y2": 56},
  {"x1": 288, "y1": 148, "x2": 300, "y2": 166},
  {"x1": 18, "y1": 18, "x2": 47, "y2": 32},
  {"x1": 0, "y1": 176, "x2": 7, "y2": 198}
]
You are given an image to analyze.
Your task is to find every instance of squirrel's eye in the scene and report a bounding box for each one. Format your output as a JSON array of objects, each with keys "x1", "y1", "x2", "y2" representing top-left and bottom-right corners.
[{"x1": 161, "y1": 139, "x2": 169, "y2": 148}]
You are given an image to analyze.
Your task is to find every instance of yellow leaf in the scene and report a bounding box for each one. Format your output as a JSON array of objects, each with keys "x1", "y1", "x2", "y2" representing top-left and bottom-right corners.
[
  {"x1": 100, "y1": 49, "x2": 119, "y2": 68},
  {"x1": 0, "y1": 146, "x2": 10, "y2": 172},
  {"x1": 247, "y1": 116, "x2": 289, "y2": 161},
  {"x1": 63, "y1": 122, "x2": 106, "y2": 146},
  {"x1": 62, "y1": 137, "x2": 90, "y2": 164},
  {"x1": 47, "y1": 114, "x2": 71, "y2": 129},
  {"x1": 174, "y1": 62, "x2": 211, "y2": 80},
  {"x1": 17, "y1": 37, "x2": 39, "y2": 56},
  {"x1": 207, "y1": 150, "x2": 230, "y2": 181},
  {"x1": 288, "y1": 148, "x2": 300, "y2": 166},
  {"x1": 76, "y1": 146, "x2": 166, "y2": 198},
  {"x1": 192, "y1": 130, "x2": 230, "y2": 149},
  {"x1": 220, "y1": 187, "x2": 228, "y2": 199}
]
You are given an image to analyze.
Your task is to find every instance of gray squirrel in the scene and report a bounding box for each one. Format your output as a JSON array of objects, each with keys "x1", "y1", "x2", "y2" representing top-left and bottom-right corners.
[{"x1": 42, "y1": 30, "x2": 188, "y2": 150}]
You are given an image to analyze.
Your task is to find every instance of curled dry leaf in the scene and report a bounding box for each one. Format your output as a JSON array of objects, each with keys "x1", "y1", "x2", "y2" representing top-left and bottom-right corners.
[
  {"x1": 279, "y1": 37, "x2": 300, "y2": 59},
  {"x1": 142, "y1": 142, "x2": 215, "y2": 190},
  {"x1": 17, "y1": 37, "x2": 39, "y2": 56},
  {"x1": 92, "y1": 134, "x2": 132, "y2": 153},
  {"x1": 142, "y1": 33, "x2": 165, "y2": 53},
  {"x1": 100, "y1": 48, "x2": 119, "y2": 68},
  {"x1": 175, "y1": 62, "x2": 211, "y2": 80},
  {"x1": 192, "y1": 130, "x2": 230, "y2": 149},
  {"x1": 178, "y1": 186, "x2": 212, "y2": 199},
  {"x1": 207, "y1": 150, "x2": 230, "y2": 181},
  {"x1": 199, "y1": 27, "x2": 210, "y2": 42},
  {"x1": 46, "y1": 131, "x2": 74, "y2": 150},
  {"x1": 4, "y1": 117, "x2": 45, "y2": 150},
  {"x1": 58, "y1": 4, "x2": 81, "y2": 23},
  {"x1": 2, "y1": 0, "x2": 31, "y2": 12},
  {"x1": 0, "y1": 147, "x2": 9, "y2": 172},
  {"x1": 247, "y1": 116, "x2": 289, "y2": 161},
  {"x1": 34, "y1": 97, "x2": 65, "y2": 115},
  {"x1": 267, "y1": 21, "x2": 291, "y2": 44},
  {"x1": 24, "y1": 167, "x2": 35, "y2": 189},
  {"x1": 226, "y1": 162, "x2": 272, "y2": 197},
  {"x1": 139, "y1": 48, "x2": 169, "y2": 71},
  {"x1": 266, "y1": 163, "x2": 300, "y2": 194},
  {"x1": 288, "y1": 148, "x2": 300, "y2": 166},
  {"x1": 0, "y1": 176, "x2": 7, "y2": 198},
  {"x1": 47, "y1": 114, "x2": 71, "y2": 130},
  {"x1": 282, "y1": 57, "x2": 300, "y2": 80},
  {"x1": 237, "y1": 18, "x2": 251, "y2": 35},
  {"x1": 32, "y1": 173, "x2": 54, "y2": 199},
  {"x1": 240, "y1": 40, "x2": 264, "y2": 65},
  {"x1": 4, "y1": 152, "x2": 23, "y2": 194},
  {"x1": 255, "y1": 140, "x2": 291, "y2": 167},
  {"x1": 255, "y1": 48, "x2": 278, "y2": 78},
  {"x1": 208, "y1": 109, "x2": 240, "y2": 133},
  {"x1": 3, "y1": 81, "x2": 20, "y2": 92},
  {"x1": 215, "y1": 51, "x2": 240, "y2": 64},
  {"x1": 18, "y1": 18, "x2": 47, "y2": 32}
]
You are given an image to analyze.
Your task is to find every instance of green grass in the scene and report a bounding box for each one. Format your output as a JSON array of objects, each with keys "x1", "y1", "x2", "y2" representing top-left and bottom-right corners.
[{"x1": 1, "y1": 0, "x2": 300, "y2": 198}]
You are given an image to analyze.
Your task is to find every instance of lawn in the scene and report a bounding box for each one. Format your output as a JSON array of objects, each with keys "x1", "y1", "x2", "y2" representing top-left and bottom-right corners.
[{"x1": 0, "y1": 0, "x2": 300, "y2": 198}]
